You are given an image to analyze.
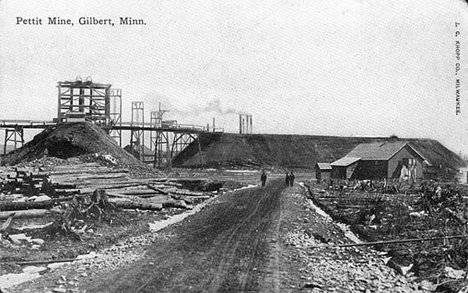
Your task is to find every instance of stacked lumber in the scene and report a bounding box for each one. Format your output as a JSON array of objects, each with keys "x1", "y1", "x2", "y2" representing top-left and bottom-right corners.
[
  {"x1": 0, "y1": 163, "x2": 219, "y2": 219},
  {"x1": 0, "y1": 167, "x2": 43, "y2": 195}
]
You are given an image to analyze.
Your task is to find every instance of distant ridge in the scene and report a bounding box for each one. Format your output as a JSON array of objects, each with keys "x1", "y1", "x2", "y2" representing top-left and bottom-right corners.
[{"x1": 173, "y1": 133, "x2": 465, "y2": 178}]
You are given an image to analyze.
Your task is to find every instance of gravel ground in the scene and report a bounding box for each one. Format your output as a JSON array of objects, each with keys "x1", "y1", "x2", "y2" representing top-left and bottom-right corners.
[
  {"x1": 4, "y1": 198, "x2": 217, "y2": 293},
  {"x1": 7, "y1": 183, "x2": 430, "y2": 293},
  {"x1": 273, "y1": 184, "x2": 428, "y2": 293}
]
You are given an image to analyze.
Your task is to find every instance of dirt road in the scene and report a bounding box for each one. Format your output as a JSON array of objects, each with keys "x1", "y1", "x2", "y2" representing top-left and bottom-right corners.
[
  {"x1": 86, "y1": 179, "x2": 287, "y2": 293},
  {"x1": 11, "y1": 179, "x2": 423, "y2": 292}
]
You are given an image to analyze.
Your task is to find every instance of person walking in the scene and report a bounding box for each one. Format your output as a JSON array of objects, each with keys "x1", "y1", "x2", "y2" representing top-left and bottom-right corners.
[
  {"x1": 261, "y1": 169, "x2": 267, "y2": 187},
  {"x1": 289, "y1": 171, "x2": 295, "y2": 187},
  {"x1": 285, "y1": 172, "x2": 290, "y2": 187}
]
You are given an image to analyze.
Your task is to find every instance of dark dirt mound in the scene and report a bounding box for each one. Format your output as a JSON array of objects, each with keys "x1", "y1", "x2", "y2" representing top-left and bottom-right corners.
[
  {"x1": 1, "y1": 122, "x2": 163, "y2": 177},
  {"x1": 173, "y1": 133, "x2": 465, "y2": 178},
  {"x1": 407, "y1": 139, "x2": 466, "y2": 180},
  {"x1": 173, "y1": 133, "x2": 379, "y2": 169}
]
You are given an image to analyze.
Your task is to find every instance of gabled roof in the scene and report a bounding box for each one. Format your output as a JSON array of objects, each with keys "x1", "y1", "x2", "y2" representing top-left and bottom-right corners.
[
  {"x1": 346, "y1": 141, "x2": 425, "y2": 161},
  {"x1": 316, "y1": 163, "x2": 332, "y2": 170},
  {"x1": 330, "y1": 157, "x2": 361, "y2": 167}
]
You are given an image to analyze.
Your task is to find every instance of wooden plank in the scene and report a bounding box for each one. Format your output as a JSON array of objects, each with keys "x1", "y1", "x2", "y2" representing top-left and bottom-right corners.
[
  {"x1": 180, "y1": 195, "x2": 211, "y2": 200},
  {"x1": 105, "y1": 187, "x2": 149, "y2": 193},
  {"x1": 0, "y1": 200, "x2": 54, "y2": 211},
  {"x1": 174, "y1": 190, "x2": 205, "y2": 196},
  {"x1": 85, "y1": 182, "x2": 161, "y2": 190},
  {"x1": 49, "y1": 173, "x2": 128, "y2": 182},
  {"x1": 121, "y1": 190, "x2": 164, "y2": 196},
  {"x1": 164, "y1": 182, "x2": 183, "y2": 187},
  {"x1": 0, "y1": 213, "x2": 15, "y2": 232},
  {"x1": 108, "y1": 198, "x2": 163, "y2": 210},
  {"x1": 0, "y1": 209, "x2": 50, "y2": 219},
  {"x1": 106, "y1": 192, "x2": 136, "y2": 199},
  {"x1": 34, "y1": 168, "x2": 129, "y2": 176},
  {"x1": 147, "y1": 185, "x2": 169, "y2": 195},
  {"x1": 45, "y1": 163, "x2": 101, "y2": 169},
  {"x1": 54, "y1": 179, "x2": 160, "y2": 187}
]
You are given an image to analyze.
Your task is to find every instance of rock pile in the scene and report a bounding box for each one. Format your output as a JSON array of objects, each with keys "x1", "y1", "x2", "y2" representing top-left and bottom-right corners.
[
  {"x1": 283, "y1": 186, "x2": 430, "y2": 292},
  {"x1": 1, "y1": 122, "x2": 162, "y2": 177}
]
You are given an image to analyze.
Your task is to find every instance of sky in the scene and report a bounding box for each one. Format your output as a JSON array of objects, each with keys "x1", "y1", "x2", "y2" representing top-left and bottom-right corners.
[{"x1": 1, "y1": 0, "x2": 468, "y2": 155}]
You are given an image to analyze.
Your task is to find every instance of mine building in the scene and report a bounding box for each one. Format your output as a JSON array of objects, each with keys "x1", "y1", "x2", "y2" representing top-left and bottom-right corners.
[
  {"x1": 330, "y1": 141, "x2": 427, "y2": 181},
  {"x1": 330, "y1": 157, "x2": 361, "y2": 180},
  {"x1": 315, "y1": 163, "x2": 332, "y2": 181}
]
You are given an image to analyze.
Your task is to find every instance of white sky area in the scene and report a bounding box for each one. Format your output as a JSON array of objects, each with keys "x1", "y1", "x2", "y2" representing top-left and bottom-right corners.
[{"x1": 1, "y1": 0, "x2": 468, "y2": 155}]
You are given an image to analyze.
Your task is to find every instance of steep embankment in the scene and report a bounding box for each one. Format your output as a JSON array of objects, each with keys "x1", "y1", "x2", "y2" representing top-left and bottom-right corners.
[{"x1": 173, "y1": 133, "x2": 466, "y2": 174}]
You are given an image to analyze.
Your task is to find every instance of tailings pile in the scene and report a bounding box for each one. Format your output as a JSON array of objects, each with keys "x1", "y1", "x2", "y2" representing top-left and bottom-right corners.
[
  {"x1": 173, "y1": 133, "x2": 465, "y2": 180},
  {"x1": 1, "y1": 122, "x2": 161, "y2": 177}
]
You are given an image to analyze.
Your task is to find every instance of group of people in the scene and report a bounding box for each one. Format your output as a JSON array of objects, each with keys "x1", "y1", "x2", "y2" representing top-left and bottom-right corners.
[
  {"x1": 285, "y1": 171, "x2": 295, "y2": 187},
  {"x1": 259, "y1": 170, "x2": 295, "y2": 188}
]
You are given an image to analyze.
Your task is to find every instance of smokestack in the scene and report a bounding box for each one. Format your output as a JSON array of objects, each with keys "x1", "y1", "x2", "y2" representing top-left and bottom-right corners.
[
  {"x1": 238, "y1": 114, "x2": 253, "y2": 134},
  {"x1": 239, "y1": 114, "x2": 242, "y2": 134},
  {"x1": 213, "y1": 117, "x2": 215, "y2": 132}
]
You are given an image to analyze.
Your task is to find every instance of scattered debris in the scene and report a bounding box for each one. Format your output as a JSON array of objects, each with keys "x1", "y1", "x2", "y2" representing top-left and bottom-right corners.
[
  {"x1": 0, "y1": 271, "x2": 42, "y2": 290},
  {"x1": 307, "y1": 180, "x2": 468, "y2": 292},
  {"x1": 419, "y1": 280, "x2": 437, "y2": 291},
  {"x1": 445, "y1": 266, "x2": 466, "y2": 279},
  {"x1": 0, "y1": 122, "x2": 226, "y2": 291}
]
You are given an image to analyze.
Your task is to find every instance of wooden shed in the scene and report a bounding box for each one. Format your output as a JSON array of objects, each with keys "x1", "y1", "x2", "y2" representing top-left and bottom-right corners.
[
  {"x1": 315, "y1": 163, "x2": 332, "y2": 181},
  {"x1": 330, "y1": 157, "x2": 361, "y2": 180}
]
